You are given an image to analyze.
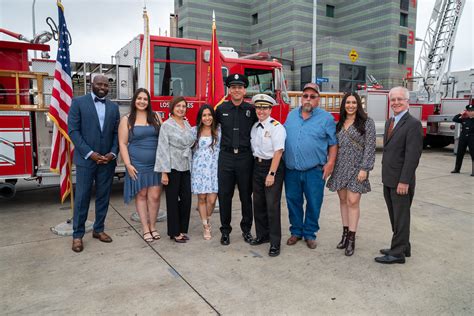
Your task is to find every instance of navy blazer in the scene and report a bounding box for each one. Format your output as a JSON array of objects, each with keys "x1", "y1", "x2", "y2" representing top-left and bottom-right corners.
[
  {"x1": 68, "y1": 93, "x2": 120, "y2": 167},
  {"x1": 381, "y1": 112, "x2": 423, "y2": 188}
]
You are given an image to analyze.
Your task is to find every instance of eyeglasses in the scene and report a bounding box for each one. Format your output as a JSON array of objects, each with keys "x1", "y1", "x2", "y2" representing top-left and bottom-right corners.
[
  {"x1": 390, "y1": 97, "x2": 408, "y2": 102},
  {"x1": 302, "y1": 94, "x2": 319, "y2": 99},
  {"x1": 255, "y1": 106, "x2": 272, "y2": 110}
]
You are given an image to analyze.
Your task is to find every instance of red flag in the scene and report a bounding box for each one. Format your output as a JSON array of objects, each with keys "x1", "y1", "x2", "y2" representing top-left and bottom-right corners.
[
  {"x1": 48, "y1": 1, "x2": 74, "y2": 203},
  {"x1": 206, "y1": 12, "x2": 225, "y2": 108}
]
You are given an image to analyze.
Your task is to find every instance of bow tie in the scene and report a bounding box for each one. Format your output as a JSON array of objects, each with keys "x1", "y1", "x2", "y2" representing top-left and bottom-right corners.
[
  {"x1": 257, "y1": 123, "x2": 264, "y2": 129},
  {"x1": 94, "y1": 97, "x2": 106, "y2": 104}
]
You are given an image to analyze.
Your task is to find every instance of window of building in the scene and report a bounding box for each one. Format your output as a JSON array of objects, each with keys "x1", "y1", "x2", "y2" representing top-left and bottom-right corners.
[
  {"x1": 153, "y1": 45, "x2": 196, "y2": 96},
  {"x1": 252, "y1": 13, "x2": 258, "y2": 25},
  {"x1": 399, "y1": 34, "x2": 407, "y2": 48},
  {"x1": 400, "y1": 13, "x2": 408, "y2": 27},
  {"x1": 178, "y1": 0, "x2": 183, "y2": 7},
  {"x1": 339, "y1": 63, "x2": 366, "y2": 92},
  {"x1": 326, "y1": 5, "x2": 335, "y2": 18},
  {"x1": 400, "y1": 0, "x2": 409, "y2": 11},
  {"x1": 244, "y1": 68, "x2": 274, "y2": 98},
  {"x1": 398, "y1": 50, "x2": 407, "y2": 65},
  {"x1": 178, "y1": 27, "x2": 183, "y2": 38},
  {"x1": 300, "y1": 64, "x2": 322, "y2": 90}
]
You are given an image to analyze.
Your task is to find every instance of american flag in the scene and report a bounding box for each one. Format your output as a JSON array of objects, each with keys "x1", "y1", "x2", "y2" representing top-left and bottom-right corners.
[{"x1": 48, "y1": 1, "x2": 73, "y2": 203}]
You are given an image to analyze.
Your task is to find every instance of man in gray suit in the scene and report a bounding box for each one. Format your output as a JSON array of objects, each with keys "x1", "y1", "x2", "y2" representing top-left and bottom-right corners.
[
  {"x1": 375, "y1": 86, "x2": 423, "y2": 264},
  {"x1": 68, "y1": 75, "x2": 120, "y2": 252}
]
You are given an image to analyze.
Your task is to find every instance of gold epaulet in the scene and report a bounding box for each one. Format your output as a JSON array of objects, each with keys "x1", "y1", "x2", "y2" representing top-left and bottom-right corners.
[{"x1": 270, "y1": 119, "x2": 280, "y2": 126}]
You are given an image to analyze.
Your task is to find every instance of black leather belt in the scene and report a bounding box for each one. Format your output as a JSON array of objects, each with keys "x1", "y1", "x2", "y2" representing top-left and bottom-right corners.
[
  {"x1": 255, "y1": 157, "x2": 272, "y2": 163},
  {"x1": 222, "y1": 147, "x2": 250, "y2": 154}
]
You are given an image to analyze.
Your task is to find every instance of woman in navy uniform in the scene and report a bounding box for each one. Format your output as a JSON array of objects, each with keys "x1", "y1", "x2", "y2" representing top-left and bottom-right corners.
[
  {"x1": 249, "y1": 94, "x2": 286, "y2": 257},
  {"x1": 451, "y1": 103, "x2": 474, "y2": 176},
  {"x1": 216, "y1": 73, "x2": 257, "y2": 245}
]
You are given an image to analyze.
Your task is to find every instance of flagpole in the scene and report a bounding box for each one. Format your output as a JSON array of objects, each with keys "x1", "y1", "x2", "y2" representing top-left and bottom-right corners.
[{"x1": 67, "y1": 141, "x2": 74, "y2": 220}]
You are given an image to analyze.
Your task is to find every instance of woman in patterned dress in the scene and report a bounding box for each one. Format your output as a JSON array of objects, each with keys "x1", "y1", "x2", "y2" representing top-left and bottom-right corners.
[
  {"x1": 191, "y1": 105, "x2": 221, "y2": 240},
  {"x1": 154, "y1": 97, "x2": 195, "y2": 243},
  {"x1": 327, "y1": 92, "x2": 376, "y2": 256},
  {"x1": 118, "y1": 88, "x2": 163, "y2": 243}
]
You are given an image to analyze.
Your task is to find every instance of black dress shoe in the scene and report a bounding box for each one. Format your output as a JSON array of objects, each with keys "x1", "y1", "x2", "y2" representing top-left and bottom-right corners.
[
  {"x1": 268, "y1": 244, "x2": 280, "y2": 257},
  {"x1": 242, "y1": 232, "x2": 253, "y2": 243},
  {"x1": 250, "y1": 237, "x2": 269, "y2": 245},
  {"x1": 374, "y1": 255, "x2": 405, "y2": 264},
  {"x1": 451, "y1": 169, "x2": 460, "y2": 173},
  {"x1": 380, "y1": 248, "x2": 411, "y2": 257},
  {"x1": 220, "y1": 234, "x2": 230, "y2": 245}
]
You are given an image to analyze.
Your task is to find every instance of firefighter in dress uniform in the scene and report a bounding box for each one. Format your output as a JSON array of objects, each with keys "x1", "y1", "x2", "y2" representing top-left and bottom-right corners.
[
  {"x1": 451, "y1": 103, "x2": 474, "y2": 176},
  {"x1": 216, "y1": 73, "x2": 258, "y2": 245},
  {"x1": 249, "y1": 94, "x2": 286, "y2": 257}
]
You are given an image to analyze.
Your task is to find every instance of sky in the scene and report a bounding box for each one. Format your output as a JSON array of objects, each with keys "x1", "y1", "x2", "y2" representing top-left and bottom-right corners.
[{"x1": 0, "y1": 0, "x2": 472, "y2": 72}]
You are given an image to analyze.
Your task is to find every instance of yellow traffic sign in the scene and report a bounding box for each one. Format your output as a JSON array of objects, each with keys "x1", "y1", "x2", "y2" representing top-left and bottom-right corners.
[{"x1": 349, "y1": 49, "x2": 358, "y2": 62}]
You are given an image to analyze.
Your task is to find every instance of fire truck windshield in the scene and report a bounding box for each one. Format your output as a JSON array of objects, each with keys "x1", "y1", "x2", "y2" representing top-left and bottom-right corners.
[{"x1": 153, "y1": 45, "x2": 196, "y2": 97}]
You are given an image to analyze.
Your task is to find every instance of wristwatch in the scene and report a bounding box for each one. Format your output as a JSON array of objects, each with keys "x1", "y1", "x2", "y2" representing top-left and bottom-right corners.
[{"x1": 268, "y1": 171, "x2": 276, "y2": 176}]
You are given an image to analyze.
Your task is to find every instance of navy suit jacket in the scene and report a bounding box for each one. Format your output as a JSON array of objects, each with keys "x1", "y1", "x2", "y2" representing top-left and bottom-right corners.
[
  {"x1": 381, "y1": 112, "x2": 423, "y2": 188},
  {"x1": 68, "y1": 93, "x2": 120, "y2": 167}
]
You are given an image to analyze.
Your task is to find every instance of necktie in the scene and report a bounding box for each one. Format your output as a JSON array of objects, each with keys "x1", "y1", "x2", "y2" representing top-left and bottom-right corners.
[
  {"x1": 94, "y1": 97, "x2": 106, "y2": 104},
  {"x1": 387, "y1": 117, "x2": 395, "y2": 138},
  {"x1": 232, "y1": 107, "x2": 240, "y2": 149},
  {"x1": 257, "y1": 123, "x2": 264, "y2": 129}
]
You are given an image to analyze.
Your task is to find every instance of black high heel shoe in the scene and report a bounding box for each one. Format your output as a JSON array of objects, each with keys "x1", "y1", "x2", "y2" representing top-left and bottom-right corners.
[{"x1": 170, "y1": 236, "x2": 186, "y2": 243}]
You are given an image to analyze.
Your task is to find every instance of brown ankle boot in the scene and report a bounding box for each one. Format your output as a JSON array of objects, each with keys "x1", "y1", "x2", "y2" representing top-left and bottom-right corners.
[
  {"x1": 345, "y1": 231, "x2": 356, "y2": 256},
  {"x1": 337, "y1": 226, "x2": 349, "y2": 249}
]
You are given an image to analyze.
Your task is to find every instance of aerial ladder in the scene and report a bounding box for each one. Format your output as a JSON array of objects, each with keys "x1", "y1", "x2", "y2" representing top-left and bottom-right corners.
[{"x1": 414, "y1": 0, "x2": 465, "y2": 103}]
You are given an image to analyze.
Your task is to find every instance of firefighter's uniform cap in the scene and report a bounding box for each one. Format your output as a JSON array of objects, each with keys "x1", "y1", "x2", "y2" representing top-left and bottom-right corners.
[
  {"x1": 225, "y1": 73, "x2": 249, "y2": 88},
  {"x1": 466, "y1": 104, "x2": 474, "y2": 111},
  {"x1": 251, "y1": 94, "x2": 277, "y2": 108}
]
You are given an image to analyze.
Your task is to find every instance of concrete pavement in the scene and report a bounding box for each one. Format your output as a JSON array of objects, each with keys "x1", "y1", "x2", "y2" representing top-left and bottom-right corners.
[{"x1": 0, "y1": 148, "x2": 472, "y2": 315}]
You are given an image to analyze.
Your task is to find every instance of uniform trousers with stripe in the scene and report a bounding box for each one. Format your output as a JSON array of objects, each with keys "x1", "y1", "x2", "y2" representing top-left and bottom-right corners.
[
  {"x1": 218, "y1": 151, "x2": 254, "y2": 235},
  {"x1": 252, "y1": 159, "x2": 284, "y2": 246}
]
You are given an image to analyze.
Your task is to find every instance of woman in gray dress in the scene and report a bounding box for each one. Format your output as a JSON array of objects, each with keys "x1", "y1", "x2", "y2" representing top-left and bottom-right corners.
[
  {"x1": 327, "y1": 92, "x2": 376, "y2": 256},
  {"x1": 119, "y1": 88, "x2": 163, "y2": 243},
  {"x1": 154, "y1": 96, "x2": 195, "y2": 243}
]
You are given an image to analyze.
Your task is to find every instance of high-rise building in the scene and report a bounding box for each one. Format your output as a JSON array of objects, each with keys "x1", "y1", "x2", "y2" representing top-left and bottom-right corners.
[{"x1": 174, "y1": 0, "x2": 417, "y2": 92}]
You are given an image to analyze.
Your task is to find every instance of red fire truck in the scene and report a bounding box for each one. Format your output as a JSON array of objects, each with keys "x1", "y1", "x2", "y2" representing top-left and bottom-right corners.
[{"x1": 0, "y1": 34, "x2": 291, "y2": 199}]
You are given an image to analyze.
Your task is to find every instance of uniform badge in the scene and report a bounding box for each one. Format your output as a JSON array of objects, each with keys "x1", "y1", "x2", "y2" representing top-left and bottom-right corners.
[
  {"x1": 246, "y1": 110, "x2": 251, "y2": 117},
  {"x1": 264, "y1": 131, "x2": 271, "y2": 137},
  {"x1": 234, "y1": 74, "x2": 239, "y2": 79}
]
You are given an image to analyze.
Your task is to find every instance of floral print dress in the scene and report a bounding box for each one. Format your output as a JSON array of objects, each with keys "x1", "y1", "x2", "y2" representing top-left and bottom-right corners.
[
  {"x1": 327, "y1": 118, "x2": 376, "y2": 194},
  {"x1": 191, "y1": 126, "x2": 221, "y2": 194}
]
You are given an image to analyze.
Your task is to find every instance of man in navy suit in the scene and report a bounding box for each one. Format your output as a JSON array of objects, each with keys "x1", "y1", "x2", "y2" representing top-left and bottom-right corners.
[{"x1": 68, "y1": 75, "x2": 120, "y2": 252}]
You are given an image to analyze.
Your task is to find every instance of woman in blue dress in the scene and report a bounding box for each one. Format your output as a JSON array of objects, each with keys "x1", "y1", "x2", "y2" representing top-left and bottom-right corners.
[
  {"x1": 118, "y1": 88, "x2": 162, "y2": 243},
  {"x1": 191, "y1": 105, "x2": 221, "y2": 240}
]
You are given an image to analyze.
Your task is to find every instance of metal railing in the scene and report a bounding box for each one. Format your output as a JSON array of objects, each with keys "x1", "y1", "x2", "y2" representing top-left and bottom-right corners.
[
  {"x1": 0, "y1": 70, "x2": 51, "y2": 111},
  {"x1": 287, "y1": 91, "x2": 344, "y2": 112}
]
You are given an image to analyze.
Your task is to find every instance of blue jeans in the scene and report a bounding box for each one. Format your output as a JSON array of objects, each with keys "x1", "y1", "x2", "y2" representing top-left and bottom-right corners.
[{"x1": 285, "y1": 166, "x2": 325, "y2": 240}]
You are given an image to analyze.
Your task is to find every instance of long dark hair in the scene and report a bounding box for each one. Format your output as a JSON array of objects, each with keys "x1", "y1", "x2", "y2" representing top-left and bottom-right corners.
[
  {"x1": 128, "y1": 88, "x2": 160, "y2": 132},
  {"x1": 169, "y1": 96, "x2": 187, "y2": 117},
  {"x1": 193, "y1": 104, "x2": 218, "y2": 151},
  {"x1": 336, "y1": 92, "x2": 367, "y2": 135}
]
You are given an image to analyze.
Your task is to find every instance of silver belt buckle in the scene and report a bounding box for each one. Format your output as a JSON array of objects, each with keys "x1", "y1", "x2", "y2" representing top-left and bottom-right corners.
[
  {"x1": 257, "y1": 158, "x2": 263, "y2": 162},
  {"x1": 233, "y1": 148, "x2": 239, "y2": 154}
]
